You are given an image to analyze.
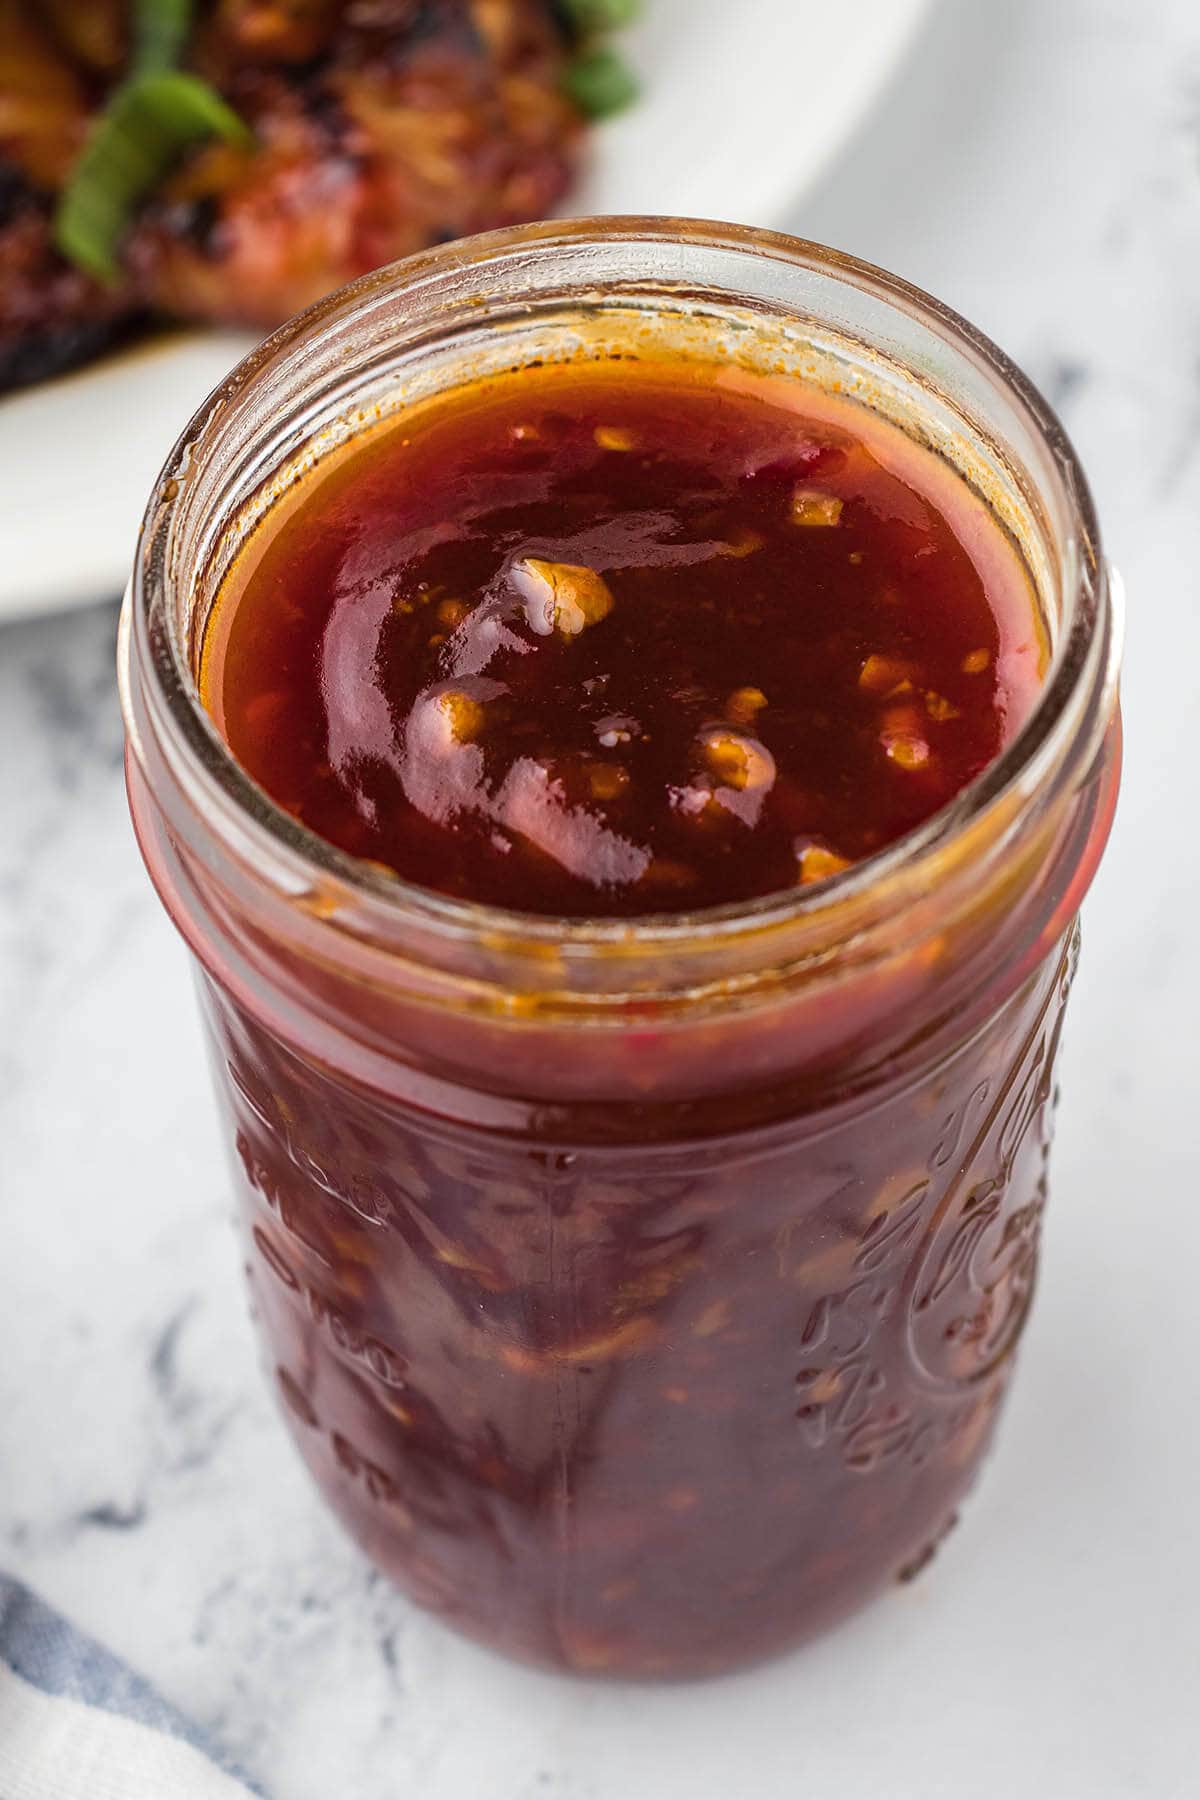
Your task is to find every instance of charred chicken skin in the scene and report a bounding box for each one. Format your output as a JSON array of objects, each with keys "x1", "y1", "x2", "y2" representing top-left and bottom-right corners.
[{"x1": 0, "y1": 0, "x2": 582, "y2": 391}]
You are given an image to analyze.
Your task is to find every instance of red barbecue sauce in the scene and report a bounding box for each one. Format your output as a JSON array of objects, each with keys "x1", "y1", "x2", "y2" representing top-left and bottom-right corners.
[
  {"x1": 202, "y1": 356, "x2": 1043, "y2": 913},
  {"x1": 192, "y1": 354, "x2": 1059, "y2": 1677}
]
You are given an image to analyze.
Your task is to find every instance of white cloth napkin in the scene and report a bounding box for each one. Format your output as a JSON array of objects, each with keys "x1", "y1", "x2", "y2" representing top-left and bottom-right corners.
[{"x1": 0, "y1": 1576, "x2": 258, "y2": 1798}]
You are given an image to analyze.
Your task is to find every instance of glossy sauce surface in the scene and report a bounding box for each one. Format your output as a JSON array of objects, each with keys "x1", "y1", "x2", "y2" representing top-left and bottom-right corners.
[{"x1": 202, "y1": 357, "x2": 1043, "y2": 915}]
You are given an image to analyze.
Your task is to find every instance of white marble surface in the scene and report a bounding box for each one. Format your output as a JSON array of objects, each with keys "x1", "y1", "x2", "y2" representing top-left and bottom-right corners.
[{"x1": 2, "y1": 2, "x2": 1199, "y2": 1794}]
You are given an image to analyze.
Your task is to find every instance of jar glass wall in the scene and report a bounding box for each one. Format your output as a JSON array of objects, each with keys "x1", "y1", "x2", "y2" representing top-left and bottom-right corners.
[{"x1": 119, "y1": 219, "x2": 1121, "y2": 1677}]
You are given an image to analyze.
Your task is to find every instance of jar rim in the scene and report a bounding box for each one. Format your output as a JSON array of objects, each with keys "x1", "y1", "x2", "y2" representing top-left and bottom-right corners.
[{"x1": 123, "y1": 216, "x2": 1120, "y2": 961}]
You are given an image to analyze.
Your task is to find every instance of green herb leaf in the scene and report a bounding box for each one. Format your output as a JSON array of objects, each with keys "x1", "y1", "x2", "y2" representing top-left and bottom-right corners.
[
  {"x1": 54, "y1": 71, "x2": 251, "y2": 284},
  {"x1": 134, "y1": 0, "x2": 194, "y2": 73},
  {"x1": 564, "y1": 45, "x2": 639, "y2": 119},
  {"x1": 560, "y1": 0, "x2": 640, "y2": 33}
]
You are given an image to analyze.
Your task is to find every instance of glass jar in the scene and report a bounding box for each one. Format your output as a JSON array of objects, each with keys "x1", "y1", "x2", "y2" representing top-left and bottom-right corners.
[{"x1": 119, "y1": 219, "x2": 1121, "y2": 1678}]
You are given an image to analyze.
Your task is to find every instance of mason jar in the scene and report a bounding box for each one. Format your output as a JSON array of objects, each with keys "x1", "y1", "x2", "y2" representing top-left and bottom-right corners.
[{"x1": 119, "y1": 219, "x2": 1121, "y2": 1677}]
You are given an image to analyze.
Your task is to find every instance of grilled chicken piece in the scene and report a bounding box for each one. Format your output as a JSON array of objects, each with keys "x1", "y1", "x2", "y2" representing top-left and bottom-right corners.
[
  {"x1": 0, "y1": 0, "x2": 580, "y2": 390},
  {"x1": 0, "y1": 165, "x2": 142, "y2": 390},
  {"x1": 0, "y1": 3, "x2": 142, "y2": 386}
]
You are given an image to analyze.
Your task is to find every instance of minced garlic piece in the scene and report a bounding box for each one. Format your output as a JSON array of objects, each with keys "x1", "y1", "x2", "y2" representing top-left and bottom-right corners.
[
  {"x1": 791, "y1": 487, "x2": 843, "y2": 527},
  {"x1": 726, "y1": 686, "x2": 768, "y2": 724},
  {"x1": 588, "y1": 762, "x2": 629, "y2": 801},
  {"x1": 797, "y1": 844, "x2": 852, "y2": 884},
  {"x1": 962, "y1": 648, "x2": 991, "y2": 674},
  {"x1": 437, "y1": 597, "x2": 468, "y2": 628},
  {"x1": 692, "y1": 1298, "x2": 731, "y2": 1338},
  {"x1": 858, "y1": 653, "x2": 913, "y2": 695},
  {"x1": 512, "y1": 558, "x2": 615, "y2": 637},
  {"x1": 884, "y1": 733, "x2": 931, "y2": 770},
  {"x1": 700, "y1": 728, "x2": 776, "y2": 794},
  {"x1": 924, "y1": 690, "x2": 962, "y2": 722},
  {"x1": 881, "y1": 702, "x2": 932, "y2": 770},
  {"x1": 720, "y1": 527, "x2": 765, "y2": 558},
  {"x1": 594, "y1": 425, "x2": 637, "y2": 451},
  {"x1": 432, "y1": 689, "x2": 484, "y2": 743},
  {"x1": 796, "y1": 1368, "x2": 843, "y2": 1404}
]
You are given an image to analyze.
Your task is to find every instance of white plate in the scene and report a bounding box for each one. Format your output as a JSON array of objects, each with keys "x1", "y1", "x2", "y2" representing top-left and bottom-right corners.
[{"x1": 0, "y1": 0, "x2": 929, "y2": 621}]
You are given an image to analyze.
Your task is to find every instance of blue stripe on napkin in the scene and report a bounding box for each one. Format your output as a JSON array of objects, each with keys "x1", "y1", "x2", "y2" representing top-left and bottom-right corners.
[{"x1": 0, "y1": 1573, "x2": 261, "y2": 1794}]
